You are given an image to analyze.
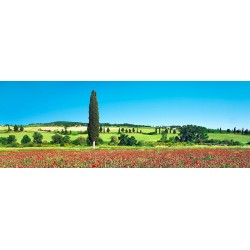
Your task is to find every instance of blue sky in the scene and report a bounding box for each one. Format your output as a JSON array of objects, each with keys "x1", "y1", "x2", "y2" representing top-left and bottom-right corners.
[{"x1": 0, "y1": 81, "x2": 249, "y2": 129}]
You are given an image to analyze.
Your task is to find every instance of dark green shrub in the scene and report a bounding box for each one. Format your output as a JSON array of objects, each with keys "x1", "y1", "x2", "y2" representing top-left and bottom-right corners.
[
  {"x1": 21, "y1": 135, "x2": 31, "y2": 144},
  {"x1": 0, "y1": 137, "x2": 8, "y2": 145},
  {"x1": 14, "y1": 125, "x2": 19, "y2": 132},
  {"x1": 118, "y1": 134, "x2": 137, "y2": 146},
  {"x1": 63, "y1": 135, "x2": 70, "y2": 144},
  {"x1": 51, "y1": 134, "x2": 63, "y2": 144},
  {"x1": 33, "y1": 132, "x2": 43, "y2": 144},
  {"x1": 7, "y1": 135, "x2": 16, "y2": 144},
  {"x1": 73, "y1": 136, "x2": 86, "y2": 146}
]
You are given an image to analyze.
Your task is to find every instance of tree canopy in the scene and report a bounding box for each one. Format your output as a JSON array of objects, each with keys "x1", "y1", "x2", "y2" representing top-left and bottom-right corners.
[
  {"x1": 179, "y1": 125, "x2": 208, "y2": 142},
  {"x1": 88, "y1": 90, "x2": 100, "y2": 145}
]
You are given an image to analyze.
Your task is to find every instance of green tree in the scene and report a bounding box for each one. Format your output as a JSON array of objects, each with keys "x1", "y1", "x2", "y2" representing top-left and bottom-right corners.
[
  {"x1": 33, "y1": 132, "x2": 43, "y2": 144},
  {"x1": 0, "y1": 137, "x2": 8, "y2": 145},
  {"x1": 21, "y1": 135, "x2": 31, "y2": 144},
  {"x1": 20, "y1": 125, "x2": 24, "y2": 132},
  {"x1": 107, "y1": 127, "x2": 110, "y2": 133},
  {"x1": 51, "y1": 134, "x2": 63, "y2": 144},
  {"x1": 73, "y1": 136, "x2": 86, "y2": 146},
  {"x1": 109, "y1": 136, "x2": 119, "y2": 145},
  {"x1": 14, "y1": 125, "x2": 18, "y2": 132},
  {"x1": 160, "y1": 131, "x2": 168, "y2": 142},
  {"x1": 132, "y1": 128, "x2": 135, "y2": 133},
  {"x1": 63, "y1": 135, "x2": 70, "y2": 144},
  {"x1": 179, "y1": 125, "x2": 208, "y2": 143},
  {"x1": 118, "y1": 134, "x2": 137, "y2": 146},
  {"x1": 88, "y1": 90, "x2": 100, "y2": 148},
  {"x1": 118, "y1": 128, "x2": 121, "y2": 134},
  {"x1": 7, "y1": 135, "x2": 16, "y2": 144},
  {"x1": 99, "y1": 126, "x2": 103, "y2": 133},
  {"x1": 8, "y1": 125, "x2": 11, "y2": 132}
]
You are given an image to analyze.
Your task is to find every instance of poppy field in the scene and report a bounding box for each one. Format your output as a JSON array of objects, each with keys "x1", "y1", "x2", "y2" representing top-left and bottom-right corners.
[{"x1": 0, "y1": 148, "x2": 250, "y2": 168}]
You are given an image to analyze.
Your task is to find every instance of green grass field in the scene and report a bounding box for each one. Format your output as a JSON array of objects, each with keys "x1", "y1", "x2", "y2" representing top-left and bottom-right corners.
[
  {"x1": 1, "y1": 126, "x2": 250, "y2": 145},
  {"x1": 208, "y1": 133, "x2": 250, "y2": 144}
]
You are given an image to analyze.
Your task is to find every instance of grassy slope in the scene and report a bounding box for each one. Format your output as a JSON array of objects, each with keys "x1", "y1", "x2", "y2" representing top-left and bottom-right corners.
[{"x1": 208, "y1": 133, "x2": 250, "y2": 144}]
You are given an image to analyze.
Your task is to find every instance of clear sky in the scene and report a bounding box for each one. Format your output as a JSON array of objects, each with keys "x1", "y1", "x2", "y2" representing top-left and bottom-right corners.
[{"x1": 0, "y1": 81, "x2": 249, "y2": 129}]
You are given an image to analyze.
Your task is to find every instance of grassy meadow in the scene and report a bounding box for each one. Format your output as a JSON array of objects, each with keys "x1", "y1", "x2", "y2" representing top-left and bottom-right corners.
[{"x1": 1, "y1": 125, "x2": 250, "y2": 146}]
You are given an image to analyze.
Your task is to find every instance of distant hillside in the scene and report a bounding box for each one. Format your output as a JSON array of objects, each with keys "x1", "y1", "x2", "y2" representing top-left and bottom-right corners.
[{"x1": 28, "y1": 121, "x2": 154, "y2": 127}]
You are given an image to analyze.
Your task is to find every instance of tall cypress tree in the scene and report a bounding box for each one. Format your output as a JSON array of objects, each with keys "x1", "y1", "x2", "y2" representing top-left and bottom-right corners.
[{"x1": 88, "y1": 90, "x2": 99, "y2": 148}]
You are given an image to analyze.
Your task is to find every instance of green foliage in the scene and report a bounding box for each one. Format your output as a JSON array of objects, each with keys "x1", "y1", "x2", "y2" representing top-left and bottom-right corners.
[
  {"x1": 179, "y1": 125, "x2": 208, "y2": 143},
  {"x1": 7, "y1": 135, "x2": 17, "y2": 144},
  {"x1": 118, "y1": 134, "x2": 137, "y2": 146},
  {"x1": 14, "y1": 125, "x2": 19, "y2": 132},
  {"x1": 20, "y1": 125, "x2": 24, "y2": 132},
  {"x1": 21, "y1": 135, "x2": 31, "y2": 144},
  {"x1": 88, "y1": 90, "x2": 100, "y2": 143},
  {"x1": 33, "y1": 132, "x2": 43, "y2": 144},
  {"x1": 159, "y1": 132, "x2": 168, "y2": 142},
  {"x1": 51, "y1": 134, "x2": 64, "y2": 144},
  {"x1": 63, "y1": 135, "x2": 70, "y2": 143},
  {"x1": 202, "y1": 139, "x2": 242, "y2": 146},
  {"x1": 73, "y1": 136, "x2": 86, "y2": 146},
  {"x1": 109, "y1": 136, "x2": 119, "y2": 145},
  {"x1": 169, "y1": 136, "x2": 180, "y2": 142},
  {"x1": 0, "y1": 137, "x2": 8, "y2": 145}
]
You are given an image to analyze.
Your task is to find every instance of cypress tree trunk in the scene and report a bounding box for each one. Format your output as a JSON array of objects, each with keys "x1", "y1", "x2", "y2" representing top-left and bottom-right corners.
[{"x1": 88, "y1": 90, "x2": 99, "y2": 148}]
